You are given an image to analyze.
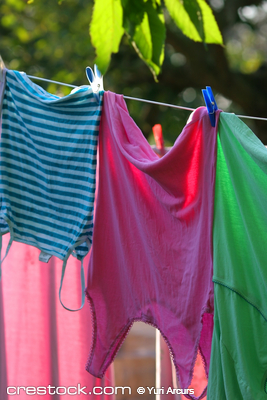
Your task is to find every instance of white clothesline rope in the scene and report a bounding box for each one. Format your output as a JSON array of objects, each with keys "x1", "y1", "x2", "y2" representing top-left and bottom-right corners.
[
  {"x1": 27, "y1": 75, "x2": 267, "y2": 122},
  {"x1": 28, "y1": 75, "x2": 77, "y2": 88}
]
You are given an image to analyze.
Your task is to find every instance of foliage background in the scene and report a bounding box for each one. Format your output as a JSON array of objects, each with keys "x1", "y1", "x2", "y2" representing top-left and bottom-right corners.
[{"x1": 1, "y1": 0, "x2": 267, "y2": 144}]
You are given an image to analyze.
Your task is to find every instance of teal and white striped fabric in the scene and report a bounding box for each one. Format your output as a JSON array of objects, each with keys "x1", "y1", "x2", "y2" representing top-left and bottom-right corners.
[{"x1": 0, "y1": 69, "x2": 103, "y2": 310}]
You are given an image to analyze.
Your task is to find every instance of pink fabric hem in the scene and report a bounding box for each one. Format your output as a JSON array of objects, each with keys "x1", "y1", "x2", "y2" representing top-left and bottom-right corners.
[{"x1": 85, "y1": 289, "x2": 210, "y2": 400}]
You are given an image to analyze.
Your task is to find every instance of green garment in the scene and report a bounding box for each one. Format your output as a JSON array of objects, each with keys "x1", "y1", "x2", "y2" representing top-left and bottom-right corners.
[{"x1": 207, "y1": 113, "x2": 267, "y2": 399}]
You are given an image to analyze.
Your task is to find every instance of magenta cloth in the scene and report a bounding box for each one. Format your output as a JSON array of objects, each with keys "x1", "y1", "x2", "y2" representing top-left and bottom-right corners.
[
  {"x1": 86, "y1": 91, "x2": 219, "y2": 399},
  {"x1": 0, "y1": 235, "x2": 114, "y2": 400}
]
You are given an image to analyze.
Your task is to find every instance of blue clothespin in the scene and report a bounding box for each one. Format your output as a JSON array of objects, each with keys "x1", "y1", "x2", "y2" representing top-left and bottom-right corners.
[
  {"x1": 202, "y1": 86, "x2": 218, "y2": 127},
  {"x1": 85, "y1": 64, "x2": 104, "y2": 104}
]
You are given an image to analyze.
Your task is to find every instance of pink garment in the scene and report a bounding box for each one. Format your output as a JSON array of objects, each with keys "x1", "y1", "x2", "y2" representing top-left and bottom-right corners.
[
  {"x1": 86, "y1": 91, "x2": 219, "y2": 399},
  {"x1": 0, "y1": 235, "x2": 114, "y2": 400}
]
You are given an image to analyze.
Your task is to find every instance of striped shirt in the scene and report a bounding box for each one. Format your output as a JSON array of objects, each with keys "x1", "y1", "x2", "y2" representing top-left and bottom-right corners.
[{"x1": 0, "y1": 69, "x2": 103, "y2": 310}]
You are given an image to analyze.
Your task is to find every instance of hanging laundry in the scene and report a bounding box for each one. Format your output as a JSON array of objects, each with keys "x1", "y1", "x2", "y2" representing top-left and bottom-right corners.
[
  {"x1": 0, "y1": 69, "x2": 103, "y2": 310},
  {"x1": 152, "y1": 124, "x2": 208, "y2": 400},
  {"x1": 207, "y1": 113, "x2": 267, "y2": 399},
  {"x1": 85, "y1": 91, "x2": 220, "y2": 400},
  {"x1": 0, "y1": 234, "x2": 115, "y2": 400}
]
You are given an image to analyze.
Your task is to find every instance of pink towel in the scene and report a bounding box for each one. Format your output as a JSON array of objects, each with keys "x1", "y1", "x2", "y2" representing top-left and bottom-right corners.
[
  {"x1": 0, "y1": 235, "x2": 114, "y2": 400},
  {"x1": 86, "y1": 91, "x2": 219, "y2": 399}
]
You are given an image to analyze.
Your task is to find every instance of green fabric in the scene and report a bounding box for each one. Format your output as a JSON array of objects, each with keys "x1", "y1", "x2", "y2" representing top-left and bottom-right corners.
[
  {"x1": 208, "y1": 284, "x2": 267, "y2": 400},
  {"x1": 208, "y1": 112, "x2": 267, "y2": 399}
]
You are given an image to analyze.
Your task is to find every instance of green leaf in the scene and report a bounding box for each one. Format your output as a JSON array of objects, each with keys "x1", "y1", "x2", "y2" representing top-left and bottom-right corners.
[
  {"x1": 164, "y1": 0, "x2": 201, "y2": 41},
  {"x1": 197, "y1": 0, "x2": 223, "y2": 44},
  {"x1": 90, "y1": 0, "x2": 124, "y2": 75},
  {"x1": 132, "y1": 13, "x2": 152, "y2": 64},
  {"x1": 146, "y1": 1, "x2": 165, "y2": 66},
  {"x1": 122, "y1": 0, "x2": 145, "y2": 37},
  {"x1": 183, "y1": 0, "x2": 204, "y2": 42},
  {"x1": 164, "y1": 0, "x2": 223, "y2": 44},
  {"x1": 131, "y1": 1, "x2": 165, "y2": 80}
]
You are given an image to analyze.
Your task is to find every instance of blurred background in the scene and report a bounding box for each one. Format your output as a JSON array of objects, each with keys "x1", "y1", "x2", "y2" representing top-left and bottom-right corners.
[{"x1": 1, "y1": 0, "x2": 267, "y2": 145}]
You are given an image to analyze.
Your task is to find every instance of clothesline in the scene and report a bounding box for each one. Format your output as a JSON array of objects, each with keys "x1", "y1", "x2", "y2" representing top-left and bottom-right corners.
[{"x1": 27, "y1": 74, "x2": 267, "y2": 122}]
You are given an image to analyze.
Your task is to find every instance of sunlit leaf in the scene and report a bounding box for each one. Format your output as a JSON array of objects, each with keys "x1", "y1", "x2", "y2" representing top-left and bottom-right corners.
[
  {"x1": 133, "y1": 13, "x2": 152, "y2": 64},
  {"x1": 131, "y1": 1, "x2": 165, "y2": 80},
  {"x1": 197, "y1": 0, "x2": 223, "y2": 44},
  {"x1": 183, "y1": 0, "x2": 204, "y2": 42},
  {"x1": 164, "y1": 0, "x2": 202, "y2": 41},
  {"x1": 164, "y1": 0, "x2": 223, "y2": 44},
  {"x1": 90, "y1": 0, "x2": 124, "y2": 74},
  {"x1": 146, "y1": 1, "x2": 165, "y2": 66}
]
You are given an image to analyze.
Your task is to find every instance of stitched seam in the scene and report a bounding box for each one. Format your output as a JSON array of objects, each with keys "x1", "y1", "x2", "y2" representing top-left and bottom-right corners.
[{"x1": 213, "y1": 280, "x2": 267, "y2": 323}]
